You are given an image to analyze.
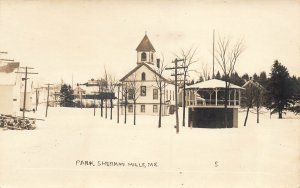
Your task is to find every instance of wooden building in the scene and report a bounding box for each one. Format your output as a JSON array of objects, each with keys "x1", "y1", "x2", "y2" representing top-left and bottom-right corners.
[
  {"x1": 185, "y1": 79, "x2": 244, "y2": 128},
  {"x1": 119, "y1": 34, "x2": 175, "y2": 115},
  {"x1": 0, "y1": 62, "x2": 21, "y2": 116}
]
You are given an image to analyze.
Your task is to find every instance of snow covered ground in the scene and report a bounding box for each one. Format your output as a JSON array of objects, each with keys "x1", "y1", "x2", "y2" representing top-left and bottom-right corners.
[{"x1": 0, "y1": 106, "x2": 299, "y2": 188}]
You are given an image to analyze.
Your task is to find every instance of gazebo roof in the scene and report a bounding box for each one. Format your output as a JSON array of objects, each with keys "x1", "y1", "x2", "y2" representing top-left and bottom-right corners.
[{"x1": 186, "y1": 79, "x2": 244, "y2": 90}]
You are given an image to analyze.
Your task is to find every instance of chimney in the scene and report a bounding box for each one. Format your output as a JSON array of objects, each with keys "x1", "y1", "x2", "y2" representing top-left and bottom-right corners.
[{"x1": 156, "y1": 59, "x2": 160, "y2": 68}]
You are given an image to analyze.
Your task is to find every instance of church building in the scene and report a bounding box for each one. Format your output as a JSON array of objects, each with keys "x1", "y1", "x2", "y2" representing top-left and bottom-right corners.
[{"x1": 119, "y1": 34, "x2": 175, "y2": 115}]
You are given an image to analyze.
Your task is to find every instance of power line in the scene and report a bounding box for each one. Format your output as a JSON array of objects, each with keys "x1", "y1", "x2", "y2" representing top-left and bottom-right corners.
[
  {"x1": 15, "y1": 66, "x2": 38, "y2": 118},
  {"x1": 166, "y1": 58, "x2": 185, "y2": 134},
  {"x1": 44, "y1": 83, "x2": 54, "y2": 117}
]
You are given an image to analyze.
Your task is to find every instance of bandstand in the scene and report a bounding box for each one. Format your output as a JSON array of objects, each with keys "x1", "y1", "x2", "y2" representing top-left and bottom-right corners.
[{"x1": 185, "y1": 79, "x2": 244, "y2": 128}]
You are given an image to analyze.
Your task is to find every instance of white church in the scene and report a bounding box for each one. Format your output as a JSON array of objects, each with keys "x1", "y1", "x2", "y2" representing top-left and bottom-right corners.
[{"x1": 119, "y1": 34, "x2": 175, "y2": 116}]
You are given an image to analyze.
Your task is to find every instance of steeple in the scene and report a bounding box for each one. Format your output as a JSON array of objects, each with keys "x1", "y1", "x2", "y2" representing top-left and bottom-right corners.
[{"x1": 136, "y1": 34, "x2": 156, "y2": 65}]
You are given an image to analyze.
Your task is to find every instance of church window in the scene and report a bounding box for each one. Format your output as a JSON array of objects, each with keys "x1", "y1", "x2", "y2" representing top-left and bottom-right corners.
[
  {"x1": 153, "y1": 105, "x2": 158, "y2": 113},
  {"x1": 141, "y1": 105, "x2": 145, "y2": 112},
  {"x1": 141, "y1": 86, "x2": 146, "y2": 96},
  {"x1": 153, "y1": 89, "x2": 158, "y2": 99},
  {"x1": 141, "y1": 72, "x2": 146, "y2": 81},
  {"x1": 128, "y1": 89, "x2": 134, "y2": 99},
  {"x1": 128, "y1": 105, "x2": 133, "y2": 112},
  {"x1": 141, "y1": 52, "x2": 147, "y2": 61}
]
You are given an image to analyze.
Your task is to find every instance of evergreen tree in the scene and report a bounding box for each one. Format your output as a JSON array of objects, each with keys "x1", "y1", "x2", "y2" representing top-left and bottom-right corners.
[
  {"x1": 266, "y1": 60, "x2": 293, "y2": 118},
  {"x1": 253, "y1": 73, "x2": 259, "y2": 81},
  {"x1": 258, "y1": 71, "x2": 268, "y2": 88},
  {"x1": 241, "y1": 73, "x2": 249, "y2": 81},
  {"x1": 215, "y1": 71, "x2": 221, "y2": 80},
  {"x1": 199, "y1": 75, "x2": 204, "y2": 82},
  {"x1": 288, "y1": 76, "x2": 300, "y2": 114},
  {"x1": 59, "y1": 84, "x2": 75, "y2": 107},
  {"x1": 230, "y1": 72, "x2": 245, "y2": 86}
]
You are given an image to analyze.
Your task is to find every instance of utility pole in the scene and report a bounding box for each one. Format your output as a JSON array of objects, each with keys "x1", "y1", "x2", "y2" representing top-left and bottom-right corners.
[
  {"x1": 212, "y1": 29, "x2": 215, "y2": 79},
  {"x1": 45, "y1": 84, "x2": 53, "y2": 117},
  {"x1": 166, "y1": 58, "x2": 185, "y2": 134},
  {"x1": 54, "y1": 91, "x2": 60, "y2": 107},
  {"x1": 34, "y1": 88, "x2": 41, "y2": 112},
  {"x1": 15, "y1": 66, "x2": 38, "y2": 118}
]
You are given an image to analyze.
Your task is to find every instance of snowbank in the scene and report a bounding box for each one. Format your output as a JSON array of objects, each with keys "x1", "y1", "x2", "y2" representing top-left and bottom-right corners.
[{"x1": 0, "y1": 107, "x2": 299, "y2": 188}]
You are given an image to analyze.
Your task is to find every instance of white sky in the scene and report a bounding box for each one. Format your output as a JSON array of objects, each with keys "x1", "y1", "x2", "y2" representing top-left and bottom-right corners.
[{"x1": 0, "y1": 0, "x2": 299, "y2": 85}]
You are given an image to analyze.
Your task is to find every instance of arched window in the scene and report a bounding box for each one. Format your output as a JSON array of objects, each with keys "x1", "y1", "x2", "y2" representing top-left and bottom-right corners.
[
  {"x1": 141, "y1": 72, "x2": 146, "y2": 81},
  {"x1": 141, "y1": 52, "x2": 147, "y2": 61}
]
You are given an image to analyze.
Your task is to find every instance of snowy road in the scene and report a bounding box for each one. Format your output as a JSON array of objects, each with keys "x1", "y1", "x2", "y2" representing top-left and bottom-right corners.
[{"x1": 0, "y1": 107, "x2": 299, "y2": 188}]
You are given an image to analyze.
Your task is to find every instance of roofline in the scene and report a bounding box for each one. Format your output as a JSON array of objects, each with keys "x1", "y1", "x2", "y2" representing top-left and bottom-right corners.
[{"x1": 119, "y1": 63, "x2": 171, "y2": 84}]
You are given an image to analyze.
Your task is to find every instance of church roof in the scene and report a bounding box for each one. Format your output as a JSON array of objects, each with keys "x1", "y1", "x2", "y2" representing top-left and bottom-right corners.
[
  {"x1": 119, "y1": 63, "x2": 173, "y2": 84},
  {"x1": 136, "y1": 34, "x2": 156, "y2": 52}
]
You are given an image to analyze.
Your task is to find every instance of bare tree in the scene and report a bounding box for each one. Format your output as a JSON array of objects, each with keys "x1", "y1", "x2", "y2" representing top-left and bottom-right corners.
[
  {"x1": 201, "y1": 63, "x2": 211, "y2": 81},
  {"x1": 108, "y1": 74, "x2": 117, "y2": 120},
  {"x1": 215, "y1": 36, "x2": 244, "y2": 128},
  {"x1": 98, "y1": 78, "x2": 107, "y2": 117},
  {"x1": 122, "y1": 83, "x2": 129, "y2": 124},
  {"x1": 194, "y1": 62, "x2": 211, "y2": 82},
  {"x1": 242, "y1": 81, "x2": 255, "y2": 126},
  {"x1": 254, "y1": 85, "x2": 265, "y2": 124},
  {"x1": 128, "y1": 73, "x2": 141, "y2": 125},
  {"x1": 242, "y1": 79, "x2": 265, "y2": 126},
  {"x1": 175, "y1": 48, "x2": 198, "y2": 127},
  {"x1": 153, "y1": 57, "x2": 168, "y2": 128},
  {"x1": 104, "y1": 68, "x2": 109, "y2": 119}
]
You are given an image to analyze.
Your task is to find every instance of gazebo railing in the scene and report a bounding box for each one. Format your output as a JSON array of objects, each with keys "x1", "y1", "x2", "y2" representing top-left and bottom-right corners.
[
  {"x1": 187, "y1": 98, "x2": 240, "y2": 106},
  {"x1": 186, "y1": 98, "x2": 240, "y2": 107}
]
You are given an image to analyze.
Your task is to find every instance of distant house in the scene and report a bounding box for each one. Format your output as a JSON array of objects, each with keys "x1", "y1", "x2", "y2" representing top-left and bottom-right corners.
[
  {"x1": 74, "y1": 79, "x2": 115, "y2": 107},
  {"x1": 0, "y1": 62, "x2": 21, "y2": 116},
  {"x1": 119, "y1": 34, "x2": 175, "y2": 116},
  {"x1": 39, "y1": 83, "x2": 62, "y2": 107}
]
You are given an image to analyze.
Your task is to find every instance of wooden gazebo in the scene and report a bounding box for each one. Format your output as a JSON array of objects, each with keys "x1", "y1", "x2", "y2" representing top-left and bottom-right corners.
[{"x1": 185, "y1": 79, "x2": 244, "y2": 128}]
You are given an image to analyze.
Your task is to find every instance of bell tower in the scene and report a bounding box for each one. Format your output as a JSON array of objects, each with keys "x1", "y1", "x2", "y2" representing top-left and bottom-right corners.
[{"x1": 136, "y1": 33, "x2": 156, "y2": 65}]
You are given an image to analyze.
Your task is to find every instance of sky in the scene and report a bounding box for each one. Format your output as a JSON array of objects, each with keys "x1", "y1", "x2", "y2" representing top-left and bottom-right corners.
[{"x1": 0, "y1": 0, "x2": 299, "y2": 85}]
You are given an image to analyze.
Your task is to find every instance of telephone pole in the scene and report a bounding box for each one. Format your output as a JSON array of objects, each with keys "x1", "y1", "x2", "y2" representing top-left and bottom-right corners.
[
  {"x1": 45, "y1": 83, "x2": 54, "y2": 117},
  {"x1": 166, "y1": 58, "x2": 185, "y2": 134},
  {"x1": 34, "y1": 88, "x2": 41, "y2": 112},
  {"x1": 212, "y1": 29, "x2": 215, "y2": 79},
  {"x1": 15, "y1": 66, "x2": 38, "y2": 118}
]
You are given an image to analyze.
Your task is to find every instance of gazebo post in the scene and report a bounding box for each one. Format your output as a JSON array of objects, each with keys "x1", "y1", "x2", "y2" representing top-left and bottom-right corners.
[
  {"x1": 234, "y1": 89, "x2": 236, "y2": 106},
  {"x1": 194, "y1": 90, "x2": 197, "y2": 106},
  {"x1": 215, "y1": 88, "x2": 218, "y2": 106},
  {"x1": 186, "y1": 90, "x2": 190, "y2": 106},
  {"x1": 238, "y1": 90, "x2": 241, "y2": 106},
  {"x1": 188, "y1": 90, "x2": 190, "y2": 106},
  {"x1": 229, "y1": 90, "x2": 231, "y2": 106},
  {"x1": 209, "y1": 91, "x2": 212, "y2": 105}
]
